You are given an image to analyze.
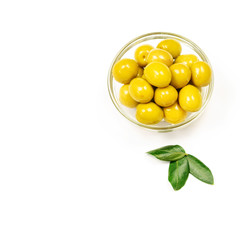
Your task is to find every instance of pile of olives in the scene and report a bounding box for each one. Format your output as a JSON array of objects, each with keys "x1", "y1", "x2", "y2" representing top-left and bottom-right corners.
[{"x1": 112, "y1": 39, "x2": 212, "y2": 125}]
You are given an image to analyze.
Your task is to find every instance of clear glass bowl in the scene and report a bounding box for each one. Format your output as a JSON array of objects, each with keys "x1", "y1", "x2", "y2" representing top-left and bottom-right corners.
[{"x1": 107, "y1": 32, "x2": 214, "y2": 132}]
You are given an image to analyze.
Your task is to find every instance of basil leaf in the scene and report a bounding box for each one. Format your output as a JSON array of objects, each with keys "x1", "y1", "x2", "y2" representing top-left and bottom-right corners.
[
  {"x1": 187, "y1": 154, "x2": 214, "y2": 185},
  {"x1": 168, "y1": 157, "x2": 189, "y2": 190},
  {"x1": 147, "y1": 145, "x2": 186, "y2": 161}
]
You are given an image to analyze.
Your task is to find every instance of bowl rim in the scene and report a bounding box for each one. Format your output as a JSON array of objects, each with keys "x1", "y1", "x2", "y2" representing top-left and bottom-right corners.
[{"x1": 107, "y1": 32, "x2": 214, "y2": 132}]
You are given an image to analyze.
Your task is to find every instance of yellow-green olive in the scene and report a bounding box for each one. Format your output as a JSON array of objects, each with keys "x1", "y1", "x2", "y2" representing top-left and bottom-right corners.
[
  {"x1": 146, "y1": 48, "x2": 173, "y2": 67},
  {"x1": 170, "y1": 63, "x2": 191, "y2": 89},
  {"x1": 175, "y1": 54, "x2": 199, "y2": 68},
  {"x1": 164, "y1": 102, "x2": 187, "y2": 124},
  {"x1": 136, "y1": 102, "x2": 164, "y2": 124},
  {"x1": 134, "y1": 44, "x2": 154, "y2": 67},
  {"x1": 154, "y1": 85, "x2": 178, "y2": 107},
  {"x1": 144, "y1": 62, "x2": 172, "y2": 88},
  {"x1": 129, "y1": 78, "x2": 154, "y2": 103},
  {"x1": 179, "y1": 85, "x2": 202, "y2": 112},
  {"x1": 119, "y1": 84, "x2": 138, "y2": 108},
  {"x1": 112, "y1": 58, "x2": 138, "y2": 84},
  {"x1": 157, "y1": 39, "x2": 182, "y2": 59},
  {"x1": 191, "y1": 61, "x2": 212, "y2": 87},
  {"x1": 136, "y1": 66, "x2": 144, "y2": 78}
]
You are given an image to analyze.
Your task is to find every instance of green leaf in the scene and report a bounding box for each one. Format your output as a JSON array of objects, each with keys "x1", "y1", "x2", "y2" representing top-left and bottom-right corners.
[
  {"x1": 168, "y1": 157, "x2": 189, "y2": 190},
  {"x1": 147, "y1": 145, "x2": 186, "y2": 161},
  {"x1": 187, "y1": 154, "x2": 214, "y2": 185}
]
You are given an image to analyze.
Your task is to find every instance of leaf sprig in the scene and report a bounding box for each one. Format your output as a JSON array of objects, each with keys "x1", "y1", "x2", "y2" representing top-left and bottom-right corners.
[{"x1": 147, "y1": 145, "x2": 214, "y2": 191}]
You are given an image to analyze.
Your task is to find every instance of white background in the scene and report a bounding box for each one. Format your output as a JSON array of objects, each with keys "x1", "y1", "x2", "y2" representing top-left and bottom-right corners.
[{"x1": 0, "y1": 0, "x2": 239, "y2": 239}]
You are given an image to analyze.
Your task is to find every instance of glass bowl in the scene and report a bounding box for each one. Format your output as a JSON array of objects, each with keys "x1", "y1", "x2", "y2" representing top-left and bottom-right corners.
[{"x1": 107, "y1": 32, "x2": 214, "y2": 132}]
